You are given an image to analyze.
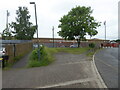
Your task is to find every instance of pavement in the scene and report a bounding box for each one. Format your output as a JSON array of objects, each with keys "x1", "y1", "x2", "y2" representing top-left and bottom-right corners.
[
  {"x1": 94, "y1": 48, "x2": 118, "y2": 88},
  {"x1": 12, "y1": 52, "x2": 31, "y2": 68},
  {"x1": 2, "y1": 51, "x2": 107, "y2": 88}
]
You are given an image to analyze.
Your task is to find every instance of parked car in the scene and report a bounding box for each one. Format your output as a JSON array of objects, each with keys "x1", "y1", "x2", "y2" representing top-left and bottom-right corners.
[
  {"x1": 111, "y1": 42, "x2": 119, "y2": 47},
  {"x1": 70, "y1": 44, "x2": 77, "y2": 48},
  {"x1": 105, "y1": 43, "x2": 111, "y2": 47},
  {"x1": 103, "y1": 42, "x2": 119, "y2": 48}
]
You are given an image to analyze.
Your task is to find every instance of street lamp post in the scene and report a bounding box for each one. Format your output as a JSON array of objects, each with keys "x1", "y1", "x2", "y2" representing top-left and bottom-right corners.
[
  {"x1": 6, "y1": 10, "x2": 10, "y2": 36},
  {"x1": 30, "y1": 2, "x2": 40, "y2": 60},
  {"x1": 104, "y1": 21, "x2": 106, "y2": 42}
]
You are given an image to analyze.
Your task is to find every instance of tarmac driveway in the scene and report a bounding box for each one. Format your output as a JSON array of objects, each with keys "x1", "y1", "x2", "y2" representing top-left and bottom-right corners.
[{"x1": 3, "y1": 52, "x2": 104, "y2": 88}]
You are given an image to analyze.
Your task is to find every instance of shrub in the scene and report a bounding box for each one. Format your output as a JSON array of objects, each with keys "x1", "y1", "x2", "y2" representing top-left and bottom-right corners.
[
  {"x1": 27, "y1": 60, "x2": 41, "y2": 67},
  {"x1": 89, "y1": 43, "x2": 95, "y2": 48},
  {"x1": 27, "y1": 46, "x2": 55, "y2": 67},
  {"x1": 30, "y1": 49, "x2": 38, "y2": 61}
]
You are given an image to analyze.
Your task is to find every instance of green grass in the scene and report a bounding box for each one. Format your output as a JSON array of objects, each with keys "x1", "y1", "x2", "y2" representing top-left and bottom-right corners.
[
  {"x1": 55, "y1": 47, "x2": 90, "y2": 54},
  {"x1": 87, "y1": 51, "x2": 95, "y2": 56},
  {"x1": 86, "y1": 48, "x2": 101, "y2": 56}
]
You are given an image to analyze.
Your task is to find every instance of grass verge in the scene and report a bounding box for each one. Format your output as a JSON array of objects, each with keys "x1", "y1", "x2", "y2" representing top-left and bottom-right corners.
[
  {"x1": 86, "y1": 48, "x2": 102, "y2": 57},
  {"x1": 55, "y1": 47, "x2": 91, "y2": 54}
]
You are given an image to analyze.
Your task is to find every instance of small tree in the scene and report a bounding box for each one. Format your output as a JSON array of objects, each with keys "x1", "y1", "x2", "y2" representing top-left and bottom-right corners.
[
  {"x1": 10, "y1": 7, "x2": 36, "y2": 40},
  {"x1": 115, "y1": 39, "x2": 120, "y2": 43},
  {"x1": 2, "y1": 25, "x2": 12, "y2": 40},
  {"x1": 58, "y1": 6, "x2": 101, "y2": 47}
]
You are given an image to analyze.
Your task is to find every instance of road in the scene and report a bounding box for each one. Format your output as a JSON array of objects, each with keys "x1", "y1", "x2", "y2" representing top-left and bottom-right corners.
[{"x1": 95, "y1": 48, "x2": 118, "y2": 88}]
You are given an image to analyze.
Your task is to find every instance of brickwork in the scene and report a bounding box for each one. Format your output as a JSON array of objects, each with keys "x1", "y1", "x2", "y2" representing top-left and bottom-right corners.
[{"x1": 32, "y1": 38, "x2": 108, "y2": 48}]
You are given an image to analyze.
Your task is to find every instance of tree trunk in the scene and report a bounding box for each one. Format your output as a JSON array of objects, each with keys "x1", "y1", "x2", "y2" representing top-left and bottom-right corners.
[{"x1": 77, "y1": 39, "x2": 81, "y2": 48}]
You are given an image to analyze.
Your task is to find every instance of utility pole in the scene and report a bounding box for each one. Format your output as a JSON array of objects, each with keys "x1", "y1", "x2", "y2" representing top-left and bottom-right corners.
[
  {"x1": 104, "y1": 21, "x2": 106, "y2": 42},
  {"x1": 6, "y1": 10, "x2": 10, "y2": 32},
  {"x1": 52, "y1": 26, "x2": 54, "y2": 47},
  {"x1": 118, "y1": 1, "x2": 120, "y2": 40}
]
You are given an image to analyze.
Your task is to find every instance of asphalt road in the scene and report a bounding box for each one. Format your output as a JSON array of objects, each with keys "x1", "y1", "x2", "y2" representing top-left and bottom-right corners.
[
  {"x1": 95, "y1": 48, "x2": 118, "y2": 88},
  {"x1": 3, "y1": 52, "x2": 102, "y2": 88}
]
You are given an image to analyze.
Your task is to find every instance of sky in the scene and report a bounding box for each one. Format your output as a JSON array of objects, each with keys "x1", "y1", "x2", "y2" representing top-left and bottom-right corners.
[{"x1": 0, "y1": 0, "x2": 119, "y2": 40}]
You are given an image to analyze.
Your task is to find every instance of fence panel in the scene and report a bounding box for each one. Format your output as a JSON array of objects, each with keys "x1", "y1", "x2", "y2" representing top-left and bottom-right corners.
[{"x1": 5, "y1": 42, "x2": 33, "y2": 64}]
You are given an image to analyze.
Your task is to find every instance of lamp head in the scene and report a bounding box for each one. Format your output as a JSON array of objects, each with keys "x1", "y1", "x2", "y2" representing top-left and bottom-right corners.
[{"x1": 30, "y1": 2, "x2": 35, "y2": 4}]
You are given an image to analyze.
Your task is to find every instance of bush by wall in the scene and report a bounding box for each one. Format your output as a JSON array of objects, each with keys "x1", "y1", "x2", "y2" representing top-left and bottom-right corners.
[
  {"x1": 89, "y1": 43, "x2": 96, "y2": 48},
  {"x1": 27, "y1": 46, "x2": 56, "y2": 67}
]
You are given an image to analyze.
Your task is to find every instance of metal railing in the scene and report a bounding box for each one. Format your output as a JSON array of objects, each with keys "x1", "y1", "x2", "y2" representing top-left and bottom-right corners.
[{"x1": 1, "y1": 40, "x2": 32, "y2": 44}]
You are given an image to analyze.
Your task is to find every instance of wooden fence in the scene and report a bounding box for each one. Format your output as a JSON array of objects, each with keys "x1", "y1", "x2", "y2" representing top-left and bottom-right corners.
[{"x1": 5, "y1": 42, "x2": 33, "y2": 63}]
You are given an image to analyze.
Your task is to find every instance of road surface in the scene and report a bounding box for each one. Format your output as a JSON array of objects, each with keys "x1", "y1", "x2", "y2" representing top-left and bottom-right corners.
[
  {"x1": 95, "y1": 48, "x2": 118, "y2": 88},
  {"x1": 3, "y1": 52, "x2": 103, "y2": 88}
]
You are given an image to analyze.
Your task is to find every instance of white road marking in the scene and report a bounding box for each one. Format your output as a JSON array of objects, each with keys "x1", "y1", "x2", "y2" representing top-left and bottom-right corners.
[
  {"x1": 36, "y1": 50, "x2": 108, "y2": 88},
  {"x1": 36, "y1": 78, "x2": 94, "y2": 88}
]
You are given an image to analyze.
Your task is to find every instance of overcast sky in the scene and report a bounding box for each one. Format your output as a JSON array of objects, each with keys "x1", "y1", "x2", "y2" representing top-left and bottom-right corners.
[{"x1": 0, "y1": 0, "x2": 119, "y2": 40}]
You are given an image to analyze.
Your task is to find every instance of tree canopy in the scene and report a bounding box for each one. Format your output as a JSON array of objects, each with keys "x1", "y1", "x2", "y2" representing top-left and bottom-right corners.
[
  {"x1": 58, "y1": 6, "x2": 101, "y2": 47},
  {"x1": 115, "y1": 39, "x2": 120, "y2": 43},
  {"x1": 2, "y1": 26, "x2": 12, "y2": 40},
  {"x1": 10, "y1": 7, "x2": 36, "y2": 40}
]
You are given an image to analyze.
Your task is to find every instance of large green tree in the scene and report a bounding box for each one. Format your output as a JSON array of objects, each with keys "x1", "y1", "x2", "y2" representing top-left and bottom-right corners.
[
  {"x1": 2, "y1": 26, "x2": 12, "y2": 40},
  {"x1": 58, "y1": 6, "x2": 101, "y2": 47},
  {"x1": 10, "y1": 7, "x2": 36, "y2": 40}
]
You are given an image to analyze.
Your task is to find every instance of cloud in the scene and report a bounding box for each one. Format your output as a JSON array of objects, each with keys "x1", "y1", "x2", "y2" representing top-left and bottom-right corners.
[{"x1": 0, "y1": 0, "x2": 119, "y2": 40}]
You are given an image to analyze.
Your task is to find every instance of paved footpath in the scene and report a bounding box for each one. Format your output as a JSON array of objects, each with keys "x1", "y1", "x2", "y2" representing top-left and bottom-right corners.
[
  {"x1": 12, "y1": 52, "x2": 31, "y2": 68},
  {"x1": 2, "y1": 52, "x2": 106, "y2": 88}
]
